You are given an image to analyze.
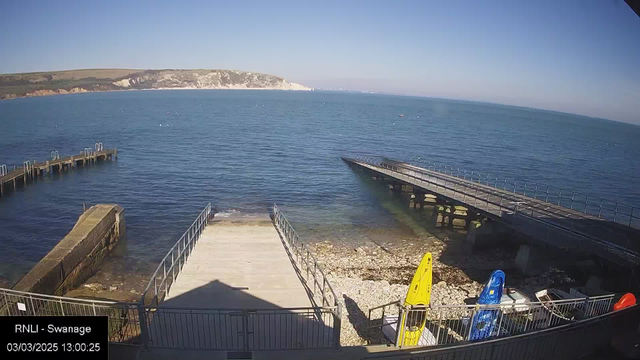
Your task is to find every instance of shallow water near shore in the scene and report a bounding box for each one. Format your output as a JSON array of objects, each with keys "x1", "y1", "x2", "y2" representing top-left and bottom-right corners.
[{"x1": 1, "y1": 90, "x2": 639, "y2": 286}]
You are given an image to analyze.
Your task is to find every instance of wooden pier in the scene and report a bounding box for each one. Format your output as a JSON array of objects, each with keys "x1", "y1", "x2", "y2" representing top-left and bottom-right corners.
[
  {"x1": 0, "y1": 146, "x2": 117, "y2": 198},
  {"x1": 343, "y1": 157, "x2": 640, "y2": 267}
]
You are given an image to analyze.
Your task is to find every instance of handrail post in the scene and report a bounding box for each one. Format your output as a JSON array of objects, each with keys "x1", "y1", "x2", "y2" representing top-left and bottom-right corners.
[
  {"x1": 598, "y1": 199, "x2": 604, "y2": 218},
  {"x1": 163, "y1": 261, "x2": 168, "y2": 298},
  {"x1": 322, "y1": 278, "x2": 327, "y2": 307},
  {"x1": 171, "y1": 251, "x2": 175, "y2": 283},
  {"x1": 584, "y1": 195, "x2": 589, "y2": 213},
  {"x1": 306, "y1": 249, "x2": 310, "y2": 278},
  {"x1": 545, "y1": 186, "x2": 549, "y2": 202},
  {"x1": 242, "y1": 310, "x2": 249, "y2": 352},
  {"x1": 558, "y1": 189, "x2": 563, "y2": 205},
  {"x1": 137, "y1": 302, "x2": 150, "y2": 349},
  {"x1": 333, "y1": 304, "x2": 342, "y2": 349},
  {"x1": 313, "y1": 261, "x2": 318, "y2": 296}
]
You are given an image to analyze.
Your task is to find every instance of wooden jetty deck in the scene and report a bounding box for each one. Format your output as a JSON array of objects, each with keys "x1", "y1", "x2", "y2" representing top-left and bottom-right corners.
[
  {"x1": 343, "y1": 157, "x2": 640, "y2": 267},
  {"x1": 0, "y1": 146, "x2": 117, "y2": 198},
  {"x1": 163, "y1": 216, "x2": 312, "y2": 309}
]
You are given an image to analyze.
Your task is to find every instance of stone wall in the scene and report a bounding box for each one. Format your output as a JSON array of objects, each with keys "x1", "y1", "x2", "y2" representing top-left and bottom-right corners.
[{"x1": 13, "y1": 204, "x2": 125, "y2": 295}]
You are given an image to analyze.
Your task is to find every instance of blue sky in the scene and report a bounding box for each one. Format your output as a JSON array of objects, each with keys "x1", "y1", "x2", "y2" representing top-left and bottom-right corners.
[{"x1": 1, "y1": 0, "x2": 639, "y2": 123}]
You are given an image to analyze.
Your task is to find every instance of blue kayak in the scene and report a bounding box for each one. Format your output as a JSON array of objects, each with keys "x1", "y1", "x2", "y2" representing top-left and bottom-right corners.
[{"x1": 469, "y1": 270, "x2": 506, "y2": 341}]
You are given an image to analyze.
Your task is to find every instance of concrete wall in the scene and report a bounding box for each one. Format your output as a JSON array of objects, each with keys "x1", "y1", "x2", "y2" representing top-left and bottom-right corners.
[{"x1": 13, "y1": 204, "x2": 125, "y2": 295}]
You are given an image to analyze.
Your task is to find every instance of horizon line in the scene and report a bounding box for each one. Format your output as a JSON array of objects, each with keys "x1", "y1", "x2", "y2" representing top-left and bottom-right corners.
[
  {"x1": 0, "y1": 66, "x2": 636, "y2": 126},
  {"x1": 313, "y1": 88, "x2": 637, "y2": 127}
]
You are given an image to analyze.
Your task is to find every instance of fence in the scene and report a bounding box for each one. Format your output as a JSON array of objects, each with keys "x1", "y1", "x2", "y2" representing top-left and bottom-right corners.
[
  {"x1": 365, "y1": 302, "x2": 638, "y2": 360},
  {"x1": 140, "y1": 203, "x2": 213, "y2": 307},
  {"x1": 368, "y1": 294, "x2": 615, "y2": 348},
  {"x1": 141, "y1": 306, "x2": 338, "y2": 350},
  {"x1": 351, "y1": 156, "x2": 639, "y2": 265},
  {"x1": 0, "y1": 287, "x2": 142, "y2": 344}
]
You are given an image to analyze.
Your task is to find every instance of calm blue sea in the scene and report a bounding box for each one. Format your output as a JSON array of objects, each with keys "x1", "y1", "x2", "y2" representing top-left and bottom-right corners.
[{"x1": 1, "y1": 90, "x2": 639, "y2": 284}]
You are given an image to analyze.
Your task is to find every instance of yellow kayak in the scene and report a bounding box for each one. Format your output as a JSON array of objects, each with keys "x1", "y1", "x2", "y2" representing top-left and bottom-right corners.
[{"x1": 399, "y1": 252, "x2": 432, "y2": 346}]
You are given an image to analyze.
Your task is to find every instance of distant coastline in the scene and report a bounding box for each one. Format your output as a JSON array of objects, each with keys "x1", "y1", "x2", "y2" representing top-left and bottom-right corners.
[{"x1": 0, "y1": 68, "x2": 312, "y2": 100}]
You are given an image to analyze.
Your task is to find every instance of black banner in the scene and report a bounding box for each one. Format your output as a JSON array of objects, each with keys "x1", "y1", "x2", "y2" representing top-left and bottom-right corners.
[{"x1": 0, "y1": 316, "x2": 108, "y2": 359}]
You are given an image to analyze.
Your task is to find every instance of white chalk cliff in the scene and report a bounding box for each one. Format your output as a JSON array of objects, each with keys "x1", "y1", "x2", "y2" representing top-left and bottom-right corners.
[{"x1": 0, "y1": 69, "x2": 312, "y2": 99}]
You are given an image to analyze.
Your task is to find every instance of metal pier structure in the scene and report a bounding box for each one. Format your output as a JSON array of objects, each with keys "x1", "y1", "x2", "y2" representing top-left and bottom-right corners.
[
  {"x1": 342, "y1": 156, "x2": 640, "y2": 267},
  {"x1": 162, "y1": 215, "x2": 312, "y2": 309},
  {"x1": 138, "y1": 204, "x2": 342, "y2": 351},
  {"x1": 0, "y1": 142, "x2": 117, "y2": 198}
]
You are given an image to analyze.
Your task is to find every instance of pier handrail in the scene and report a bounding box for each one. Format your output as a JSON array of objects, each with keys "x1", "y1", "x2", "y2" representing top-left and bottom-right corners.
[
  {"x1": 395, "y1": 159, "x2": 636, "y2": 253},
  {"x1": 351, "y1": 156, "x2": 639, "y2": 264},
  {"x1": 1, "y1": 145, "x2": 115, "y2": 181},
  {"x1": 140, "y1": 203, "x2": 213, "y2": 306},
  {"x1": 272, "y1": 204, "x2": 340, "y2": 310},
  {"x1": 353, "y1": 155, "x2": 638, "y2": 229},
  {"x1": 405, "y1": 156, "x2": 639, "y2": 229},
  {"x1": 272, "y1": 204, "x2": 342, "y2": 347}
]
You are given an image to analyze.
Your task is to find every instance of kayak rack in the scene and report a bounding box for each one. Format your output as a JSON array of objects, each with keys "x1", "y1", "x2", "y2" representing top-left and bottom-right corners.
[{"x1": 367, "y1": 294, "x2": 615, "y2": 348}]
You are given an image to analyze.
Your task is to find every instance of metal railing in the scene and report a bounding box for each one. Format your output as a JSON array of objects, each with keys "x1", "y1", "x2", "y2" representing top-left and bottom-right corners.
[
  {"x1": 0, "y1": 287, "x2": 142, "y2": 344},
  {"x1": 354, "y1": 155, "x2": 639, "y2": 229},
  {"x1": 140, "y1": 203, "x2": 213, "y2": 307},
  {"x1": 368, "y1": 294, "x2": 615, "y2": 348},
  {"x1": 135, "y1": 204, "x2": 341, "y2": 350},
  {"x1": 271, "y1": 204, "x2": 342, "y2": 347},
  {"x1": 404, "y1": 156, "x2": 639, "y2": 229},
  {"x1": 351, "y1": 156, "x2": 639, "y2": 264},
  {"x1": 1, "y1": 145, "x2": 112, "y2": 176},
  {"x1": 23, "y1": 161, "x2": 32, "y2": 175},
  {"x1": 364, "y1": 302, "x2": 638, "y2": 360},
  {"x1": 142, "y1": 306, "x2": 338, "y2": 350},
  {"x1": 272, "y1": 204, "x2": 341, "y2": 311}
]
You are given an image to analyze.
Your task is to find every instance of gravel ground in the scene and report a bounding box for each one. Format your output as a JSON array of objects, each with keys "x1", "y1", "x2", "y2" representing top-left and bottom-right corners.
[{"x1": 312, "y1": 234, "x2": 575, "y2": 346}]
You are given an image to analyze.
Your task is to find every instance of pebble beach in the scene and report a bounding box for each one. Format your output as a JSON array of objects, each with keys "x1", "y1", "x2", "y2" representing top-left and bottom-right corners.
[{"x1": 312, "y1": 232, "x2": 576, "y2": 346}]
